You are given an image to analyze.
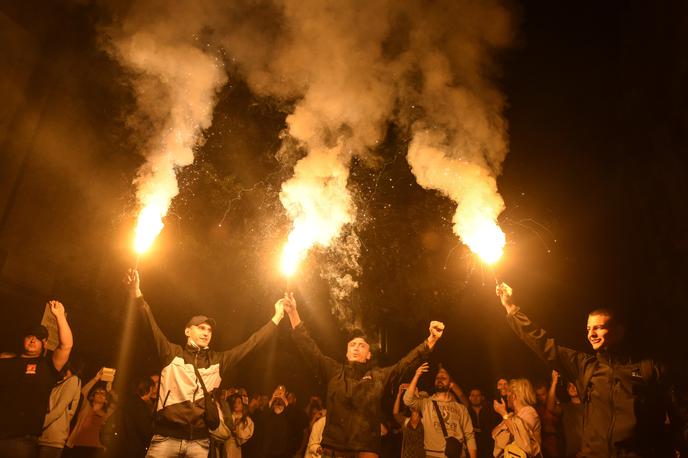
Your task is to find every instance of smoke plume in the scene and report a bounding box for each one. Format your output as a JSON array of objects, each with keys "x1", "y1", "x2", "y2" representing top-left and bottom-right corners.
[
  {"x1": 103, "y1": 0, "x2": 513, "y2": 326},
  {"x1": 104, "y1": 1, "x2": 227, "y2": 252}
]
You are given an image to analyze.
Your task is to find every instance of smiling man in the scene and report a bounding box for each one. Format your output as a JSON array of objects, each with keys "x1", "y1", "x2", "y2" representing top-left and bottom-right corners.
[
  {"x1": 282, "y1": 293, "x2": 444, "y2": 458},
  {"x1": 126, "y1": 269, "x2": 285, "y2": 458},
  {"x1": 496, "y1": 282, "x2": 673, "y2": 458}
]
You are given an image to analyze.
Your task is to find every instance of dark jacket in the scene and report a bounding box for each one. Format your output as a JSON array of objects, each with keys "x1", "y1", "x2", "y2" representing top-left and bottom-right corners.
[
  {"x1": 506, "y1": 307, "x2": 670, "y2": 458},
  {"x1": 140, "y1": 298, "x2": 277, "y2": 440},
  {"x1": 292, "y1": 323, "x2": 431, "y2": 454}
]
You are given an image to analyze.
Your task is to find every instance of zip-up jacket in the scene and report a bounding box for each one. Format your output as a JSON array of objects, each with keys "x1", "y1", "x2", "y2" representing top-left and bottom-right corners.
[
  {"x1": 506, "y1": 307, "x2": 670, "y2": 457},
  {"x1": 139, "y1": 297, "x2": 277, "y2": 440},
  {"x1": 292, "y1": 322, "x2": 432, "y2": 454}
]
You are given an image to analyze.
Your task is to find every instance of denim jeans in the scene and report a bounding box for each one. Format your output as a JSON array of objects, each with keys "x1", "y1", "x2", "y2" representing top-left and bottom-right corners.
[{"x1": 145, "y1": 434, "x2": 210, "y2": 458}]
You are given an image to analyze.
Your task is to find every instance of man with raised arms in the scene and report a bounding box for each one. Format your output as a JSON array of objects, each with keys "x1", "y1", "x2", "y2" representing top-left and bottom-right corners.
[
  {"x1": 126, "y1": 269, "x2": 286, "y2": 458},
  {"x1": 496, "y1": 282, "x2": 675, "y2": 458},
  {"x1": 282, "y1": 293, "x2": 444, "y2": 458}
]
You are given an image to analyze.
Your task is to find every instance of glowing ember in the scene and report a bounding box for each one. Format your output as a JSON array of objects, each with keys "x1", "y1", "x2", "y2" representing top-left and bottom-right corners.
[
  {"x1": 461, "y1": 218, "x2": 505, "y2": 265},
  {"x1": 133, "y1": 204, "x2": 165, "y2": 254}
]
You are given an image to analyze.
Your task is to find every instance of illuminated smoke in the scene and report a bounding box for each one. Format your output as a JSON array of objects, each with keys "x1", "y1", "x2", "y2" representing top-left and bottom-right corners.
[
  {"x1": 104, "y1": 2, "x2": 227, "y2": 253},
  {"x1": 215, "y1": 0, "x2": 397, "y2": 316},
  {"x1": 211, "y1": 0, "x2": 512, "y2": 319},
  {"x1": 103, "y1": 0, "x2": 513, "y2": 323},
  {"x1": 400, "y1": 1, "x2": 512, "y2": 265}
]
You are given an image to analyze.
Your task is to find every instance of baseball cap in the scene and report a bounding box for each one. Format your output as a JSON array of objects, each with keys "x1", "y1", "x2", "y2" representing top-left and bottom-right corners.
[
  {"x1": 185, "y1": 315, "x2": 216, "y2": 330},
  {"x1": 24, "y1": 325, "x2": 49, "y2": 340}
]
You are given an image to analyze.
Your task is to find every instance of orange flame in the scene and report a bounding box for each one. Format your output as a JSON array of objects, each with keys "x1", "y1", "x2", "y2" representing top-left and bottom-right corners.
[{"x1": 133, "y1": 204, "x2": 165, "y2": 254}]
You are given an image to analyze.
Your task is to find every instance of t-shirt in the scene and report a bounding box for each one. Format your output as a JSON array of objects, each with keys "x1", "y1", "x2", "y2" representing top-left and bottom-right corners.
[{"x1": 0, "y1": 355, "x2": 59, "y2": 438}]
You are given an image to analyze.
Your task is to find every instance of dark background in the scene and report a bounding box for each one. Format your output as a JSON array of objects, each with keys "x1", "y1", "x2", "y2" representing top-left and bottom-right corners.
[{"x1": 1, "y1": 0, "x2": 687, "y2": 403}]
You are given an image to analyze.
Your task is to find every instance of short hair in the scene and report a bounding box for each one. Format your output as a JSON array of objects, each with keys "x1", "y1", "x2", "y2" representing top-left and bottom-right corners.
[
  {"x1": 588, "y1": 308, "x2": 615, "y2": 324},
  {"x1": 509, "y1": 378, "x2": 536, "y2": 406}
]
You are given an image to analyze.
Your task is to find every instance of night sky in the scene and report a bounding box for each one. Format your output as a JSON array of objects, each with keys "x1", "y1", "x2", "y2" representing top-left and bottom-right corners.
[{"x1": 1, "y1": 0, "x2": 687, "y2": 403}]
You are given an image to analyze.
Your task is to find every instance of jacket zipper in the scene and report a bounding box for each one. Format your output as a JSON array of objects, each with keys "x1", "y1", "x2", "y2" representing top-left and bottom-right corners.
[{"x1": 608, "y1": 362, "x2": 616, "y2": 456}]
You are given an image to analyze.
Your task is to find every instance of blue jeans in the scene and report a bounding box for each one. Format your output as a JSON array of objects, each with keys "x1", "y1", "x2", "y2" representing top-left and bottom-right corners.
[{"x1": 145, "y1": 434, "x2": 210, "y2": 458}]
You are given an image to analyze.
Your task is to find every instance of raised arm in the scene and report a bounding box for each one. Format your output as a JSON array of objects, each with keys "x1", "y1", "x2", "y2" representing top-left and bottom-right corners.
[
  {"x1": 546, "y1": 370, "x2": 562, "y2": 416},
  {"x1": 283, "y1": 293, "x2": 340, "y2": 381},
  {"x1": 496, "y1": 282, "x2": 587, "y2": 380},
  {"x1": 126, "y1": 269, "x2": 176, "y2": 363},
  {"x1": 49, "y1": 300, "x2": 73, "y2": 372},
  {"x1": 219, "y1": 299, "x2": 282, "y2": 370},
  {"x1": 382, "y1": 321, "x2": 443, "y2": 385},
  {"x1": 393, "y1": 383, "x2": 409, "y2": 426},
  {"x1": 403, "y1": 362, "x2": 429, "y2": 411},
  {"x1": 82, "y1": 369, "x2": 102, "y2": 397},
  {"x1": 449, "y1": 378, "x2": 470, "y2": 407}
]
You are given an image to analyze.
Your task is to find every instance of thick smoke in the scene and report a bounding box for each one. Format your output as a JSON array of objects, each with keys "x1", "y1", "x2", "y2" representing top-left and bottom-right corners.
[
  {"x1": 103, "y1": 0, "x2": 512, "y2": 328},
  {"x1": 213, "y1": 0, "x2": 513, "y2": 324},
  {"x1": 104, "y1": 1, "x2": 227, "y2": 246}
]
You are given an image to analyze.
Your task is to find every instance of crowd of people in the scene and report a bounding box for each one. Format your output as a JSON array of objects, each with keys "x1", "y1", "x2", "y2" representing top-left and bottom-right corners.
[{"x1": 1, "y1": 271, "x2": 687, "y2": 458}]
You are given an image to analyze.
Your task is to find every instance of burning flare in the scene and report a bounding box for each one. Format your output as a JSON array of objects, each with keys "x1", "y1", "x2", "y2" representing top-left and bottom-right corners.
[
  {"x1": 133, "y1": 203, "x2": 165, "y2": 254},
  {"x1": 408, "y1": 130, "x2": 506, "y2": 266},
  {"x1": 278, "y1": 148, "x2": 353, "y2": 277},
  {"x1": 459, "y1": 215, "x2": 505, "y2": 265}
]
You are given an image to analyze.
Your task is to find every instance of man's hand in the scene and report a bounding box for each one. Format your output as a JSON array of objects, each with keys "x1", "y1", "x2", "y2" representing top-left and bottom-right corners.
[
  {"x1": 414, "y1": 362, "x2": 430, "y2": 379},
  {"x1": 282, "y1": 293, "x2": 301, "y2": 328},
  {"x1": 493, "y1": 398, "x2": 508, "y2": 417},
  {"x1": 427, "y1": 321, "x2": 444, "y2": 349},
  {"x1": 48, "y1": 300, "x2": 66, "y2": 319},
  {"x1": 551, "y1": 370, "x2": 560, "y2": 386},
  {"x1": 496, "y1": 282, "x2": 517, "y2": 313},
  {"x1": 125, "y1": 269, "x2": 143, "y2": 298},
  {"x1": 282, "y1": 292, "x2": 296, "y2": 315},
  {"x1": 398, "y1": 383, "x2": 410, "y2": 394},
  {"x1": 272, "y1": 298, "x2": 285, "y2": 324}
]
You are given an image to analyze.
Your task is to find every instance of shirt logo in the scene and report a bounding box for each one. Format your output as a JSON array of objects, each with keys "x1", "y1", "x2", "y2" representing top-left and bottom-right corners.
[{"x1": 25, "y1": 364, "x2": 37, "y2": 375}]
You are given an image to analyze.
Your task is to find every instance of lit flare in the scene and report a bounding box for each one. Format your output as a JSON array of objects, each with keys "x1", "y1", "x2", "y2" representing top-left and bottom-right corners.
[{"x1": 133, "y1": 204, "x2": 165, "y2": 254}]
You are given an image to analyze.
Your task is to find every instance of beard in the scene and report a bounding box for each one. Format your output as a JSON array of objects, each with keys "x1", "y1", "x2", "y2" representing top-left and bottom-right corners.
[{"x1": 435, "y1": 384, "x2": 449, "y2": 392}]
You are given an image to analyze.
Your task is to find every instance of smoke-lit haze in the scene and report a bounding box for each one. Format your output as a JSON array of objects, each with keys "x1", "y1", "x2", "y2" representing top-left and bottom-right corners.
[
  {"x1": 103, "y1": 1, "x2": 227, "y2": 253},
  {"x1": 103, "y1": 0, "x2": 513, "y2": 328}
]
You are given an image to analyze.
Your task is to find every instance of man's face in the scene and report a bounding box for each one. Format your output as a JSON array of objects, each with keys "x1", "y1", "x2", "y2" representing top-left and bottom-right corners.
[
  {"x1": 346, "y1": 337, "x2": 371, "y2": 363},
  {"x1": 496, "y1": 378, "x2": 508, "y2": 396},
  {"x1": 587, "y1": 314, "x2": 612, "y2": 351},
  {"x1": 185, "y1": 323, "x2": 213, "y2": 347},
  {"x1": 434, "y1": 369, "x2": 450, "y2": 392},
  {"x1": 23, "y1": 335, "x2": 44, "y2": 356},
  {"x1": 93, "y1": 388, "x2": 107, "y2": 404},
  {"x1": 535, "y1": 387, "x2": 547, "y2": 405},
  {"x1": 566, "y1": 382, "x2": 579, "y2": 398},
  {"x1": 469, "y1": 389, "x2": 483, "y2": 407},
  {"x1": 150, "y1": 375, "x2": 160, "y2": 399}
]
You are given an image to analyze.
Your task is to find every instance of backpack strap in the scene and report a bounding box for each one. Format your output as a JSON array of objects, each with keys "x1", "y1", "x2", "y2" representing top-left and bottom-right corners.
[{"x1": 432, "y1": 400, "x2": 450, "y2": 438}]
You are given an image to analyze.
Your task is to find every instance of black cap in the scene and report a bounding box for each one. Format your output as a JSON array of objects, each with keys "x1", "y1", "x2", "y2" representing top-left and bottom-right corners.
[
  {"x1": 24, "y1": 325, "x2": 49, "y2": 340},
  {"x1": 185, "y1": 315, "x2": 216, "y2": 330}
]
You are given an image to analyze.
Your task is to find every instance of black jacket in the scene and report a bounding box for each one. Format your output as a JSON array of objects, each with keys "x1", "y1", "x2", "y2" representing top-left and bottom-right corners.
[
  {"x1": 140, "y1": 298, "x2": 277, "y2": 440},
  {"x1": 507, "y1": 307, "x2": 671, "y2": 457},
  {"x1": 292, "y1": 323, "x2": 431, "y2": 454}
]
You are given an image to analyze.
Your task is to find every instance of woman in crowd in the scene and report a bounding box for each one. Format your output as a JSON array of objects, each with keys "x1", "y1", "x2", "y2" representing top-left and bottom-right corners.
[
  {"x1": 492, "y1": 378, "x2": 541, "y2": 458},
  {"x1": 64, "y1": 368, "x2": 115, "y2": 458}
]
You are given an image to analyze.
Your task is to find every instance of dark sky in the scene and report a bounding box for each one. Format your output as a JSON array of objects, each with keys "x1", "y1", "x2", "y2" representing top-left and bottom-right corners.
[{"x1": 1, "y1": 0, "x2": 687, "y2": 401}]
